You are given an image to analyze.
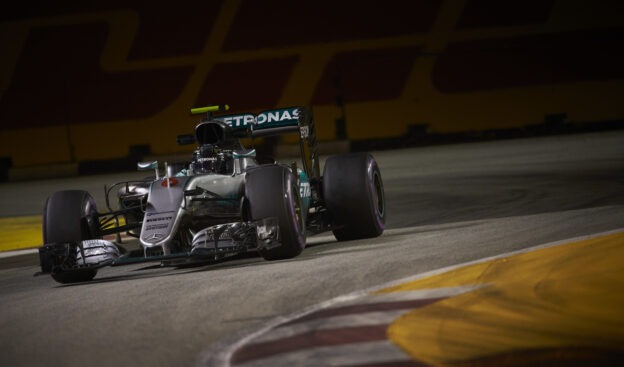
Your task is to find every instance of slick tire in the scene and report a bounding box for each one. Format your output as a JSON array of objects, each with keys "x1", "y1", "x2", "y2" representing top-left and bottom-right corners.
[
  {"x1": 43, "y1": 190, "x2": 99, "y2": 283},
  {"x1": 323, "y1": 152, "x2": 386, "y2": 241},
  {"x1": 245, "y1": 165, "x2": 306, "y2": 260}
]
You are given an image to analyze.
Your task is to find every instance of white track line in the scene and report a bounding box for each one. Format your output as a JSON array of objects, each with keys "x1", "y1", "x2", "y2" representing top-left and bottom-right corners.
[{"x1": 0, "y1": 248, "x2": 38, "y2": 258}]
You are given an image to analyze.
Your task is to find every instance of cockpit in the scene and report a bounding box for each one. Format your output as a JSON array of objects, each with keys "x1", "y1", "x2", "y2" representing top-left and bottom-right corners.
[
  {"x1": 186, "y1": 120, "x2": 256, "y2": 176},
  {"x1": 190, "y1": 145, "x2": 233, "y2": 175}
]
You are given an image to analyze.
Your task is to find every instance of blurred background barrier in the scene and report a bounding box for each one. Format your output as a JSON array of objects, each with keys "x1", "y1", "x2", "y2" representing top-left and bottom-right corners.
[{"x1": 1, "y1": 0, "x2": 623, "y2": 180}]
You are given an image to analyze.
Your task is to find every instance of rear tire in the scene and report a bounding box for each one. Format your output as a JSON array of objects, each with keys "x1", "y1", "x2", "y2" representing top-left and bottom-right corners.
[
  {"x1": 245, "y1": 165, "x2": 306, "y2": 260},
  {"x1": 323, "y1": 152, "x2": 386, "y2": 241},
  {"x1": 43, "y1": 190, "x2": 99, "y2": 283}
]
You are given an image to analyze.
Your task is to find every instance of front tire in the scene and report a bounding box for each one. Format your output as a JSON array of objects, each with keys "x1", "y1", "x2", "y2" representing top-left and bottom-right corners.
[
  {"x1": 245, "y1": 165, "x2": 306, "y2": 260},
  {"x1": 43, "y1": 190, "x2": 99, "y2": 283},
  {"x1": 323, "y1": 152, "x2": 386, "y2": 241}
]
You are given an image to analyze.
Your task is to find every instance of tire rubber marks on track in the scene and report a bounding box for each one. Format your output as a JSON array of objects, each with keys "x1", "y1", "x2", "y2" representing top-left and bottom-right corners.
[{"x1": 225, "y1": 286, "x2": 481, "y2": 367}]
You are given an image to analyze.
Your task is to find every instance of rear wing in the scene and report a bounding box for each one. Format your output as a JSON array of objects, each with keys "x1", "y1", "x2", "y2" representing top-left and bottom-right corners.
[
  {"x1": 190, "y1": 105, "x2": 320, "y2": 181},
  {"x1": 213, "y1": 107, "x2": 300, "y2": 137}
]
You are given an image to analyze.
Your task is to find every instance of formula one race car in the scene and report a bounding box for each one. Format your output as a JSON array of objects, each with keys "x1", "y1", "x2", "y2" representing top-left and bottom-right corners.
[{"x1": 38, "y1": 105, "x2": 385, "y2": 284}]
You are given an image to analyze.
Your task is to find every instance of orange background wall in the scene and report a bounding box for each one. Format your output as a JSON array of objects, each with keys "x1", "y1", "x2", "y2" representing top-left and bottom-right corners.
[{"x1": 1, "y1": 0, "x2": 623, "y2": 167}]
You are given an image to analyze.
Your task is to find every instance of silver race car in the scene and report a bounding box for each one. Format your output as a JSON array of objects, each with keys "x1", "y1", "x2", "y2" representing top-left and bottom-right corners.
[{"x1": 38, "y1": 105, "x2": 385, "y2": 283}]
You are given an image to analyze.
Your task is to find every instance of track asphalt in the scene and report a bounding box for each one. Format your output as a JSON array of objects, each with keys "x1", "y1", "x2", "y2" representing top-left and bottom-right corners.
[
  {"x1": 4, "y1": 226, "x2": 622, "y2": 366},
  {"x1": 204, "y1": 230, "x2": 624, "y2": 366}
]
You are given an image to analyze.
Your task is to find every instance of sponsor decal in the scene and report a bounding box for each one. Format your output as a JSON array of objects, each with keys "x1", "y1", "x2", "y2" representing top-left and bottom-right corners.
[
  {"x1": 220, "y1": 114, "x2": 255, "y2": 128},
  {"x1": 299, "y1": 125, "x2": 309, "y2": 139},
  {"x1": 143, "y1": 233, "x2": 165, "y2": 243},
  {"x1": 146, "y1": 216, "x2": 173, "y2": 222},
  {"x1": 145, "y1": 224, "x2": 168, "y2": 231},
  {"x1": 300, "y1": 182, "x2": 311, "y2": 198},
  {"x1": 217, "y1": 107, "x2": 300, "y2": 129},
  {"x1": 142, "y1": 212, "x2": 174, "y2": 243}
]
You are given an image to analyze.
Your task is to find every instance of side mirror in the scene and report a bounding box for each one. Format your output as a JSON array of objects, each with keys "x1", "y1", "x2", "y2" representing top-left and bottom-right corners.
[{"x1": 137, "y1": 161, "x2": 159, "y2": 179}]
